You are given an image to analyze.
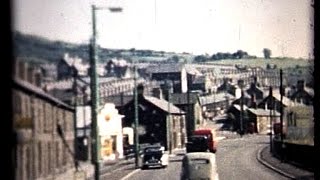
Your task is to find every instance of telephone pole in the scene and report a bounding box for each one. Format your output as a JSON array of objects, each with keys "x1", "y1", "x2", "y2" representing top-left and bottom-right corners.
[
  {"x1": 90, "y1": 5, "x2": 101, "y2": 180},
  {"x1": 134, "y1": 65, "x2": 140, "y2": 168},
  {"x1": 90, "y1": 5, "x2": 122, "y2": 179},
  {"x1": 279, "y1": 69, "x2": 284, "y2": 161},
  {"x1": 269, "y1": 86, "x2": 273, "y2": 153},
  {"x1": 166, "y1": 81, "x2": 172, "y2": 154}
]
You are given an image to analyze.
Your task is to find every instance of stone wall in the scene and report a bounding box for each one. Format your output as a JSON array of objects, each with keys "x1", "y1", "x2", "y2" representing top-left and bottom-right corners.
[{"x1": 13, "y1": 60, "x2": 76, "y2": 180}]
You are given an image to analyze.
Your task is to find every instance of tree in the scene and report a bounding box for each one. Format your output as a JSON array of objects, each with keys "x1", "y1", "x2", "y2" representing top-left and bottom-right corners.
[
  {"x1": 167, "y1": 55, "x2": 180, "y2": 63},
  {"x1": 263, "y1": 48, "x2": 272, "y2": 59},
  {"x1": 129, "y1": 48, "x2": 136, "y2": 56},
  {"x1": 194, "y1": 55, "x2": 207, "y2": 63},
  {"x1": 306, "y1": 59, "x2": 314, "y2": 88}
]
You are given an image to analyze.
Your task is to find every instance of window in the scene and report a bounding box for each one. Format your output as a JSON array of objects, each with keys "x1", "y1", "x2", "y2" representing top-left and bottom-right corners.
[
  {"x1": 190, "y1": 158, "x2": 210, "y2": 164},
  {"x1": 287, "y1": 112, "x2": 297, "y2": 126}
]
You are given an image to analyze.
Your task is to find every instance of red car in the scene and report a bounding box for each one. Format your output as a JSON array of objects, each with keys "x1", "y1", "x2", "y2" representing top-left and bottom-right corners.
[{"x1": 193, "y1": 129, "x2": 217, "y2": 153}]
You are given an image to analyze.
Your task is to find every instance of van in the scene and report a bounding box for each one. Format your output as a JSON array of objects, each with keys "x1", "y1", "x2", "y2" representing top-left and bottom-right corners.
[
  {"x1": 193, "y1": 129, "x2": 217, "y2": 153},
  {"x1": 180, "y1": 152, "x2": 219, "y2": 180}
]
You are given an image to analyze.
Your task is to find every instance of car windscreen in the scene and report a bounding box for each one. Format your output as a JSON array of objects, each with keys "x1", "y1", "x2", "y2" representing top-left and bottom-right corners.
[{"x1": 189, "y1": 136, "x2": 208, "y2": 143}]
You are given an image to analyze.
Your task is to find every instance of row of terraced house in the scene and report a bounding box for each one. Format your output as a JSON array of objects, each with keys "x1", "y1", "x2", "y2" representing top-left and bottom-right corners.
[{"x1": 12, "y1": 54, "x2": 314, "y2": 179}]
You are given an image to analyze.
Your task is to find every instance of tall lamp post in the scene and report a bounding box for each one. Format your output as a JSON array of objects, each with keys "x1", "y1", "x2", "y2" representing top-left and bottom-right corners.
[
  {"x1": 90, "y1": 4, "x2": 122, "y2": 180},
  {"x1": 133, "y1": 64, "x2": 140, "y2": 168}
]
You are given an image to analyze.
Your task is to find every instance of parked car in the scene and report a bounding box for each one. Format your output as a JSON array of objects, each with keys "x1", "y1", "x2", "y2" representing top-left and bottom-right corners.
[
  {"x1": 186, "y1": 135, "x2": 210, "y2": 153},
  {"x1": 180, "y1": 152, "x2": 219, "y2": 180},
  {"x1": 123, "y1": 144, "x2": 135, "y2": 159},
  {"x1": 193, "y1": 129, "x2": 217, "y2": 153},
  {"x1": 141, "y1": 145, "x2": 169, "y2": 169}
]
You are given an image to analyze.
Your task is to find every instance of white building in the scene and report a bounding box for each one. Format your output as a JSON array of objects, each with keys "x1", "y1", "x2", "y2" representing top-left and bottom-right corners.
[{"x1": 98, "y1": 103, "x2": 125, "y2": 161}]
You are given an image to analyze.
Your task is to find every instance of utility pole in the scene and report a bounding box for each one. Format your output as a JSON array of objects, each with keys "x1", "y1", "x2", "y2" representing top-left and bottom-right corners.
[
  {"x1": 72, "y1": 67, "x2": 80, "y2": 171},
  {"x1": 187, "y1": 89, "x2": 191, "y2": 138},
  {"x1": 167, "y1": 81, "x2": 172, "y2": 154},
  {"x1": 89, "y1": 4, "x2": 122, "y2": 179},
  {"x1": 90, "y1": 5, "x2": 101, "y2": 180},
  {"x1": 239, "y1": 81, "x2": 244, "y2": 136},
  {"x1": 133, "y1": 64, "x2": 140, "y2": 168},
  {"x1": 269, "y1": 86, "x2": 273, "y2": 153},
  {"x1": 279, "y1": 69, "x2": 284, "y2": 161}
]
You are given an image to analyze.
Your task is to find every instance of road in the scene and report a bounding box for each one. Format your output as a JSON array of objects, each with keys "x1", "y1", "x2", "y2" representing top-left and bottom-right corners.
[
  {"x1": 119, "y1": 135, "x2": 289, "y2": 180},
  {"x1": 216, "y1": 135, "x2": 289, "y2": 180}
]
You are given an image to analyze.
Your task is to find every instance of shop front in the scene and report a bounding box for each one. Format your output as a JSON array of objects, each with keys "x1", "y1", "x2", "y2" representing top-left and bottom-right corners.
[{"x1": 98, "y1": 103, "x2": 124, "y2": 161}]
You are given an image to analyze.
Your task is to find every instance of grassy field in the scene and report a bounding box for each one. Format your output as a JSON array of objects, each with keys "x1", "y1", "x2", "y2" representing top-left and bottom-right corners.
[{"x1": 207, "y1": 58, "x2": 311, "y2": 69}]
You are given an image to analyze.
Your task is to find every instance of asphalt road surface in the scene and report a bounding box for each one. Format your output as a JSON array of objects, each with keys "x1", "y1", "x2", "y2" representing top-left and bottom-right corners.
[
  {"x1": 122, "y1": 135, "x2": 289, "y2": 180},
  {"x1": 216, "y1": 135, "x2": 289, "y2": 180}
]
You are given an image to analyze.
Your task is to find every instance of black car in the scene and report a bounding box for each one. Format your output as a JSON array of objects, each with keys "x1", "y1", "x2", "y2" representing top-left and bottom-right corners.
[
  {"x1": 123, "y1": 145, "x2": 135, "y2": 159},
  {"x1": 141, "y1": 145, "x2": 169, "y2": 169},
  {"x1": 186, "y1": 135, "x2": 210, "y2": 153}
]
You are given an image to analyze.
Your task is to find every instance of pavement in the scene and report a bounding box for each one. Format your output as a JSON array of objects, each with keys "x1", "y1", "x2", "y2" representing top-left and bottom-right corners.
[
  {"x1": 85, "y1": 158, "x2": 136, "y2": 180},
  {"x1": 257, "y1": 145, "x2": 314, "y2": 180},
  {"x1": 210, "y1": 115, "x2": 315, "y2": 180}
]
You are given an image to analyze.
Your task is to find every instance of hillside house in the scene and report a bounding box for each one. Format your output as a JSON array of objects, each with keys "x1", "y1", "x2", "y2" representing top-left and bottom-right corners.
[
  {"x1": 285, "y1": 106, "x2": 314, "y2": 145},
  {"x1": 288, "y1": 80, "x2": 313, "y2": 106},
  {"x1": 120, "y1": 85, "x2": 186, "y2": 152},
  {"x1": 170, "y1": 92, "x2": 202, "y2": 137},
  {"x1": 247, "y1": 108, "x2": 280, "y2": 134},
  {"x1": 199, "y1": 93, "x2": 235, "y2": 120},
  {"x1": 147, "y1": 63, "x2": 201, "y2": 93}
]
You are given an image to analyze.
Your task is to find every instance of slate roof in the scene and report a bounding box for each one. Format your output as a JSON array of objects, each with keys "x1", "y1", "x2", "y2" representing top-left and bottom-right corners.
[
  {"x1": 13, "y1": 77, "x2": 73, "y2": 110},
  {"x1": 170, "y1": 93, "x2": 199, "y2": 105},
  {"x1": 147, "y1": 63, "x2": 184, "y2": 74},
  {"x1": 184, "y1": 64, "x2": 202, "y2": 76},
  {"x1": 104, "y1": 95, "x2": 133, "y2": 107},
  {"x1": 199, "y1": 93, "x2": 235, "y2": 105},
  {"x1": 144, "y1": 96, "x2": 185, "y2": 114},
  {"x1": 247, "y1": 108, "x2": 280, "y2": 116},
  {"x1": 271, "y1": 92, "x2": 294, "y2": 107},
  {"x1": 45, "y1": 77, "x2": 119, "y2": 91},
  {"x1": 231, "y1": 104, "x2": 248, "y2": 111},
  {"x1": 146, "y1": 63, "x2": 202, "y2": 75}
]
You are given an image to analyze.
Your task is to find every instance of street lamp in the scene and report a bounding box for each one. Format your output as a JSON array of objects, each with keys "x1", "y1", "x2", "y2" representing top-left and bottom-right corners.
[
  {"x1": 133, "y1": 63, "x2": 140, "y2": 169},
  {"x1": 90, "y1": 4, "x2": 122, "y2": 180}
]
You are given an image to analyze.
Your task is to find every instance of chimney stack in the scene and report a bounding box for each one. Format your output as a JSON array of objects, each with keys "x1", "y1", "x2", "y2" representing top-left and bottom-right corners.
[
  {"x1": 297, "y1": 80, "x2": 305, "y2": 92},
  {"x1": 237, "y1": 79, "x2": 244, "y2": 88},
  {"x1": 137, "y1": 83, "x2": 144, "y2": 97},
  {"x1": 152, "y1": 88, "x2": 163, "y2": 99}
]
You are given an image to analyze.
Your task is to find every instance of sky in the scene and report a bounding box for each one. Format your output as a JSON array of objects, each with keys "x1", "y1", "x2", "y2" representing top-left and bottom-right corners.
[{"x1": 12, "y1": 0, "x2": 314, "y2": 58}]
